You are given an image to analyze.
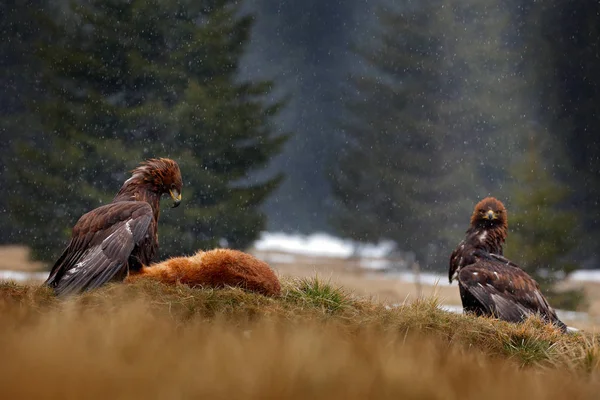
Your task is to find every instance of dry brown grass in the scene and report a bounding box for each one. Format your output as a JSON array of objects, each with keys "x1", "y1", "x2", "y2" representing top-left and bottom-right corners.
[
  {"x1": 272, "y1": 261, "x2": 461, "y2": 305},
  {"x1": 2, "y1": 278, "x2": 600, "y2": 398},
  {"x1": 2, "y1": 244, "x2": 599, "y2": 328}
]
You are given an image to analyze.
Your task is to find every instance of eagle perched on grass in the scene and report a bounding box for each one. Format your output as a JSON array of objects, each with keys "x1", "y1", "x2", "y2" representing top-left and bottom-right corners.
[
  {"x1": 44, "y1": 158, "x2": 183, "y2": 296},
  {"x1": 449, "y1": 197, "x2": 567, "y2": 332}
]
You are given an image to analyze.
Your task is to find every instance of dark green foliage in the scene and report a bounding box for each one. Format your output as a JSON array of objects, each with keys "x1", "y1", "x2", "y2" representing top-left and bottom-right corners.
[
  {"x1": 525, "y1": 1, "x2": 600, "y2": 260},
  {"x1": 0, "y1": 0, "x2": 53, "y2": 244},
  {"x1": 505, "y1": 135, "x2": 584, "y2": 310},
  {"x1": 8, "y1": 0, "x2": 287, "y2": 262},
  {"x1": 438, "y1": 0, "x2": 531, "y2": 190},
  {"x1": 330, "y1": 4, "x2": 457, "y2": 267},
  {"x1": 330, "y1": 0, "x2": 529, "y2": 269}
]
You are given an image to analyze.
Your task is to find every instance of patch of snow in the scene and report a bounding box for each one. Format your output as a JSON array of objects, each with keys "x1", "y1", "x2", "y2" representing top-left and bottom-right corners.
[
  {"x1": 355, "y1": 241, "x2": 397, "y2": 258},
  {"x1": 384, "y1": 271, "x2": 451, "y2": 287},
  {"x1": 568, "y1": 269, "x2": 600, "y2": 283},
  {"x1": 0, "y1": 270, "x2": 49, "y2": 282},
  {"x1": 555, "y1": 309, "x2": 588, "y2": 322},
  {"x1": 438, "y1": 304, "x2": 464, "y2": 314},
  {"x1": 360, "y1": 258, "x2": 396, "y2": 270},
  {"x1": 252, "y1": 232, "x2": 396, "y2": 259}
]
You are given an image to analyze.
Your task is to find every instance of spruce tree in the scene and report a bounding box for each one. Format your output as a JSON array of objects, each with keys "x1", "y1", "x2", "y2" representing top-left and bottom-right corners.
[
  {"x1": 437, "y1": 0, "x2": 531, "y2": 191},
  {"x1": 9, "y1": 0, "x2": 287, "y2": 262},
  {"x1": 524, "y1": 1, "x2": 600, "y2": 259},
  {"x1": 330, "y1": 4, "x2": 460, "y2": 267},
  {"x1": 1, "y1": 0, "x2": 53, "y2": 244},
  {"x1": 505, "y1": 134, "x2": 584, "y2": 310},
  {"x1": 330, "y1": 0, "x2": 528, "y2": 268}
]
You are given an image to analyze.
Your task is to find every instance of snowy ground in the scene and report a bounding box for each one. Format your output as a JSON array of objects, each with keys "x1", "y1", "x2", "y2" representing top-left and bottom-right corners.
[
  {"x1": 3, "y1": 230, "x2": 600, "y2": 293},
  {"x1": 250, "y1": 232, "x2": 593, "y2": 325},
  {"x1": 252, "y1": 231, "x2": 397, "y2": 259},
  {"x1": 569, "y1": 269, "x2": 600, "y2": 283},
  {"x1": 0, "y1": 270, "x2": 48, "y2": 283},
  {"x1": 0, "y1": 231, "x2": 594, "y2": 329},
  {"x1": 252, "y1": 231, "x2": 600, "y2": 282}
]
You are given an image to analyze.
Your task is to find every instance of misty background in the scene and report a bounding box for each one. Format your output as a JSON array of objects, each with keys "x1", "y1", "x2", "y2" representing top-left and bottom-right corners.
[
  {"x1": 2, "y1": 0, "x2": 600, "y2": 308},
  {"x1": 238, "y1": 0, "x2": 377, "y2": 234}
]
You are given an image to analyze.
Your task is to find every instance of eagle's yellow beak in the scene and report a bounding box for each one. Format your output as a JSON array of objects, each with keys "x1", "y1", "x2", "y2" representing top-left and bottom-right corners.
[
  {"x1": 170, "y1": 189, "x2": 182, "y2": 208},
  {"x1": 486, "y1": 210, "x2": 496, "y2": 220}
]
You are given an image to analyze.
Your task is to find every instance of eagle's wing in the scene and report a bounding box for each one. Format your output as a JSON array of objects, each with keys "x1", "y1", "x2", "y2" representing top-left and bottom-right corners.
[
  {"x1": 449, "y1": 241, "x2": 464, "y2": 283},
  {"x1": 449, "y1": 240, "x2": 478, "y2": 283},
  {"x1": 471, "y1": 249, "x2": 522, "y2": 269},
  {"x1": 45, "y1": 201, "x2": 154, "y2": 296},
  {"x1": 457, "y1": 258, "x2": 565, "y2": 330},
  {"x1": 450, "y1": 245, "x2": 518, "y2": 284}
]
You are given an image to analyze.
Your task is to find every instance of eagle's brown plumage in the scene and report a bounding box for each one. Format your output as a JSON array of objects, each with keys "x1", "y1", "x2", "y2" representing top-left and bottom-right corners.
[
  {"x1": 125, "y1": 248, "x2": 281, "y2": 297},
  {"x1": 449, "y1": 197, "x2": 508, "y2": 283},
  {"x1": 44, "y1": 158, "x2": 183, "y2": 296},
  {"x1": 449, "y1": 197, "x2": 567, "y2": 332}
]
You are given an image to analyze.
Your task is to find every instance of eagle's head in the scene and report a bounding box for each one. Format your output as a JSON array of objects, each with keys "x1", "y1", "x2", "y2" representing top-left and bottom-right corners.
[
  {"x1": 470, "y1": 197, "x2": 507, "y2": 230},
  {"x1": 131, "y1": 158, "x2": 183, "y2": 207}
]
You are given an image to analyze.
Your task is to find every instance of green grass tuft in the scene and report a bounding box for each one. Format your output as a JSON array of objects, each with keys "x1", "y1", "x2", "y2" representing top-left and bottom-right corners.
[
  {"x1": 504, "y1": 335, "x2": 554, "y2": 366},
  {"x1": 283, "y1": 277, "x2": 351, "y2": 313}
]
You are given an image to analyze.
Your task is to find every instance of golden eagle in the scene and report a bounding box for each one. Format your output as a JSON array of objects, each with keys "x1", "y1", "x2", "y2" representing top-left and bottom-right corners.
[
  {"x1": 44, "y1": 158, "x2": 183, "y2": 296},
  {"x1": 449, "y1": 197, "x2": 567, "y2": 332}
]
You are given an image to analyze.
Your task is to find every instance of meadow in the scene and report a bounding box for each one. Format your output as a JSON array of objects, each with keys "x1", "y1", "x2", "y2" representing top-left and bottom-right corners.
[{"x1": 2, "y1": 277, "x2": 600, "y2": 399}]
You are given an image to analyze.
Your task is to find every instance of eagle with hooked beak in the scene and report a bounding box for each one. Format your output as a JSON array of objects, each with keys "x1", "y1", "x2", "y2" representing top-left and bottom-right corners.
[
  {"x1": 449, "y1": 197, "x2": 567, "y2": 332},
  {"x1": 44, "y1": 158, "x2": 183, "y2": 296}
]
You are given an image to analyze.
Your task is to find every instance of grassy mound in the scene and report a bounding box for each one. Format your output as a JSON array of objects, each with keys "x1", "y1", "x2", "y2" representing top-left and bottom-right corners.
[{"x1": 1, "y1": 277, "x2": 600, "y2": 398}]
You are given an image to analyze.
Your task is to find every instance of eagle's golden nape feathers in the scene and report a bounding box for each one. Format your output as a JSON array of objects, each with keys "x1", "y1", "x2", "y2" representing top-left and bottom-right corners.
[
  {"x1": 134, "y1": 158, "x2": 182, "y2": 185},
  {"x1": 450, "y1": 196, "x2": 568, "y2": 333},
  {"x1": 44, "y1": 158, "x2": 182, "y2": 297},
  {"x1": 126, "y1": 248, "x2": 281, "y2": 297},
  {"x1": 124, "y1": 158, "x2": 183, "y2": 207}
]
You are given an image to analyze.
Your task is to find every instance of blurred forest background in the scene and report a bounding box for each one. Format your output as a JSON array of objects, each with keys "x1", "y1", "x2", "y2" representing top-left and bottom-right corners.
[{"x1": 2, "y1": 0, "x2": 600, "y2": 303}]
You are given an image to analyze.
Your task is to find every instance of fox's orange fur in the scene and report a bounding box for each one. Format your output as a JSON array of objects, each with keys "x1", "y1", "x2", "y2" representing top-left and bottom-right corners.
[{"x1": 125, "y1": 249, "x2": 281, "y2": 297}]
